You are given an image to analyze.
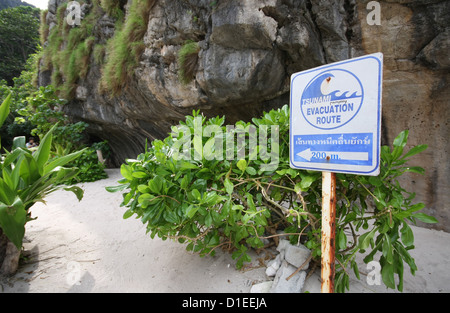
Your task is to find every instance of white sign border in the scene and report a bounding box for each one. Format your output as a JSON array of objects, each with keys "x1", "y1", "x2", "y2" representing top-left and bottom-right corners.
[{"x1": 289, "y1": 53, "x2": 383, "y2": 176}]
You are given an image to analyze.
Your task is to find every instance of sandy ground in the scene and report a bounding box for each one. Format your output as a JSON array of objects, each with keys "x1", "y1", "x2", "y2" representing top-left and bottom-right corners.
[{"x1": 1, "y1": 169, "x2": 449, "y2": 293}]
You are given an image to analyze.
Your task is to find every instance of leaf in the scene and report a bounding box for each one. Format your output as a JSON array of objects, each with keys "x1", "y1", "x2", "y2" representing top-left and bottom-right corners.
[
  {"x1": 186, "y1": 205, "x2": 199, "y2": 218},
  {"x1": 224, "y1": 178, "x2": 233, "y2": 195},
  {"x1": 0, "y1": 178, "x2": 15, "y2": 205},
  {"x1": 338, "y1": 229, "x2": 347, "y2": 250},
  {"x1": 1, "y1": 148, "x2": 23, "y2": 168},
  {"x1": 382, "y1": 234, "x2": 394, "y2": 264},
  {"x1": 120, "y1": 164, "x2": 133, "y2": 180},
  {"x1": 191, "y1": 189, "x2": 201, "y2": 201},
  {"x1": 276, "y1": 169, "x2": 287, "y2": 176},
  {"x1": 368, "y1": 176, "x2": 383, "y2": 187},
  {"x1": 105, "y1": 184, "x2": 128, "y2": 193},
  {"x1": 404, "y1": 166, "x2": 425, "y2": 175},
  {"x1": 392, "y1": 130, "x2": 409, "y2": 160},
  {"x1": 205, "y1": 212, "x2": 213, "y2": 227},
  {"x1": 394, "y1": 253, "x2": 404, "y2": 292},
  {"x1": 2, "y1": 168, "x2": 14, "y2": 190},
  {"x1": 395, "y1": 203, "x2": 425, "y2": 219},
  {"x1": 232, "y1": 204, "x2": 244, "y2": 211},
  {"x1": 138, "y1": 193, "x2": 155, "y2": 206},
  {"x1": 132, "y1": 171, "x2": 147, "y2": 178},
  {"x1": 193, "y1": 133, "x2": 203, "y2": 160},
  {"x1": 412, "y1": 212, "x2": 438, "y2": 224},
  {"x1": 204, "y1": 191, "x2": 220, "y2": 206},
  {"x1": 180, "y1": 175, "x2": 190, "y2": 189},
  {"x1": 401, "y1": 144, "x2": 428, "y2": 160},
  {"x1": 245, "y1": 166, "x2": 257, "y2": 175},
  {"x1": 358, "y1": 228, "x2": 376, "y2": 250},
  {"x1": 164, "y1": 209, "x2": 179, "y2": 224},
  {"x1": 148, "y1": 176, "x2": 163, "y2": 194},
  {"x1": 207, "y1": 233, "x2": 220, "y2": 247},
  {"x1": 9, "y1": 158, "x2": 21, "y2": 190},
  {"x1": 203, "y1": 137, "x2": 216, "y2": 160},
  {"x1": 123, "y1": 209, "x2": 134, "y2": 219},
  {"x1": 381, "y1": 260, "x2": 396, "y2": 289},
  {"x1": 12, "y1": 136, "x2": 26, "y2": 149},
  {"x1": 236, "y1": 159, "x2": 247, "y2": 172},
  {"x1": 44, "y1": 149, "x2": 86, "y2": 175},
  {"x1": 179, "y1": 161, "x2": 199, "y2": 170},
  {"x1": 0, "y1": 197, "x2": 27, "y2": 249},
  {"x1": 351, "y1": 260, "x2": 360, "y2": 280},
  {"x1": 137, "y1": 184, "x2": 150, "y2": 193},
  {"x1": 0, "y1": 92, "x2": 11, "y2": 127},
  {"x1": 380, "y1": 145, "x2": 392, "y2": 165},
  {"x1": 400, "y1": 223, "x2": 414, "y2": 247},
  {"x1": 294, "y1": 182, "x2": 302, "y2": 194},
  {"x1": 394, "y1": 242, "x2": 417, "y2": 275},
  {"x1": 393, "y1": 130, "x2": 408, "y2": 149},
  {"x1": 63, "y1": 186, "x2": 84, "y2": 201},
  {"x1": 33, "y1": 124, "x2": 57, "y2": 174},
  {"x1": 299, "y1": 172, "x2": 319, "y2": 191}
]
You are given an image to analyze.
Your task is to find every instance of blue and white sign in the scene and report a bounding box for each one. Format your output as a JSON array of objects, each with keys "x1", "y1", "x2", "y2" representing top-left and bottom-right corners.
[{"x1": 290, "y1": 53, "x2": 383, "y2": 175}]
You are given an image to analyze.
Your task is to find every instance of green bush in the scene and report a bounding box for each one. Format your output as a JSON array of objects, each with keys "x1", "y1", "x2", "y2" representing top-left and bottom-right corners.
[
  {"x1": 0, "y1": 50, "x2": 40, "y2": 150},
  {"x1": 0, "y1": 93, "x2": 85, "y2": 250},
  {"x1": 107, "y1": 105, "x2": 436, "y2": 292},
  {"x1": 65, "y1": 147, "x2": 108, "y2": 185},
  {"x1": 17, "y1": 85, "x2": 89, "y2": 149}
]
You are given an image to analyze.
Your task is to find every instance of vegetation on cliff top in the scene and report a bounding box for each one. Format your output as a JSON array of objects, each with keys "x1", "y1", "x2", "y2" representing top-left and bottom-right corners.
[
  {"x1": 99, "y1": 0, "x2": 155, "y2": 96},
  {"x1": 38, "y1": 0, "x2": 155, "y2": 98}
]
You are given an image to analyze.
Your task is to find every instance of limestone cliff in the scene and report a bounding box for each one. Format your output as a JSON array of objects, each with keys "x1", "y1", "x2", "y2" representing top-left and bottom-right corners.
[{"x1": 39, "y1": 0, "x2": 449, "y2": 231}]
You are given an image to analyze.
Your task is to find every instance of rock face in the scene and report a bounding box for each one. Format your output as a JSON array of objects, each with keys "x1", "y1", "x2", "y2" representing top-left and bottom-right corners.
[
  {"x1": 40, "y1": 0, "x2": 449, "y2": 231},
  {"x1": 254, "y1": 239, "x2": 311, "y2": 293}
]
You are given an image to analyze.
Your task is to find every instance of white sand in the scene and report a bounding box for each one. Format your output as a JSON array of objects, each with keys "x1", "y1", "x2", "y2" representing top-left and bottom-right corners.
[{"x1": 1, "y1": 169, "x2": 449, "y2": 293}]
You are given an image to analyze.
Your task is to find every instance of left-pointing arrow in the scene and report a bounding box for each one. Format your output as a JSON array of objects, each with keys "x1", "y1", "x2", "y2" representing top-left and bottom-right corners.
[{"x1": 297, "y1": 148, "x2": 313, "y2": 161}]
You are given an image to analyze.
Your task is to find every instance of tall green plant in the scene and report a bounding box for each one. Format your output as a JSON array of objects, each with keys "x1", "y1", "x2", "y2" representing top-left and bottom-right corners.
[{"x1": 0, "y1": 93, "x2": 85, "y2": 249}]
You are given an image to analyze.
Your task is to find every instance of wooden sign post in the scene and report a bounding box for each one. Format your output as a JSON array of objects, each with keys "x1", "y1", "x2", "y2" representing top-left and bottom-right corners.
[{"x1": 320, "y1": 171, "x2": 337, "y2": 293}]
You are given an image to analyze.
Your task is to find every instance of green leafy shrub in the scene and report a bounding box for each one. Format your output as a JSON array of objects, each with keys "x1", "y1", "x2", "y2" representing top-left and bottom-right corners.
[
  {"x1": 0, "y1": 49, "x2": 41, "y2": 150},
  {"x1": 65, "y1": 147, "x2": 108, "y2": 184},
  {"x1": 11, "y1": 84, "x2": 108, "y2": 186},
  {"x1": 17, "y1": 85, "x2": 89, "y2": 149},
  {"x1": 0, "y1": 93, "x2": 85, "y2": 250},
  {"x1": 107, "y1": 105, "x2": 436, "y2": 292}
]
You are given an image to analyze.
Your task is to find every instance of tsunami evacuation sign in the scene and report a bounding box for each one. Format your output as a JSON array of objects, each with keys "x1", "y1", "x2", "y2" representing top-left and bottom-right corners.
[{"x1": 289, "y1": 53, "x2": 383, "y2": 175}]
